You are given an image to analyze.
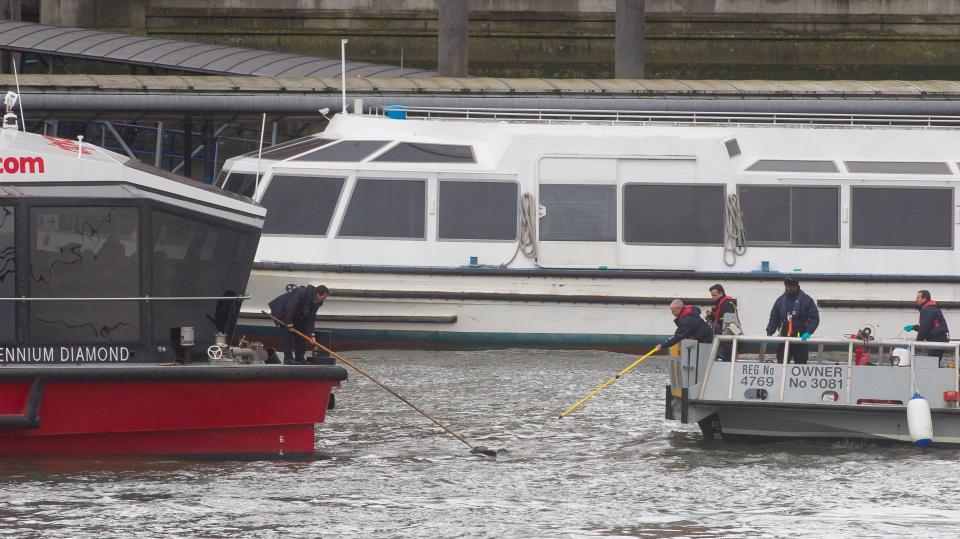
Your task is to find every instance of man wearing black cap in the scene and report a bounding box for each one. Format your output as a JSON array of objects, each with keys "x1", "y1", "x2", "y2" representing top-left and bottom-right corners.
[{"x1": 766, "y1": 277, "x2": 819, "y2": 364}]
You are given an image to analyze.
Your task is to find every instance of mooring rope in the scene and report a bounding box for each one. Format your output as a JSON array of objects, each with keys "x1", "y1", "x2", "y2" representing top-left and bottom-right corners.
[
  {"x1": 501, "y1": 192, "x2": 538, "y2": 268},
  {"x1": 724, "y1": 193, "x2": 747, "y2": 267}
]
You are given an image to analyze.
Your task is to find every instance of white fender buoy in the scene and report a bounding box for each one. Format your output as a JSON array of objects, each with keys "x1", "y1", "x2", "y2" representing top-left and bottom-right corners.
[{"x1": 907, "y1": 392, "x2": 933, "y2": 449}]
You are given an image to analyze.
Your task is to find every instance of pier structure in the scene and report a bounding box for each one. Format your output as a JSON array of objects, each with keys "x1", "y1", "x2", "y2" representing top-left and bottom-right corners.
[{"x1": 6, "y1": 73, "x2": 960, "y2": 184}]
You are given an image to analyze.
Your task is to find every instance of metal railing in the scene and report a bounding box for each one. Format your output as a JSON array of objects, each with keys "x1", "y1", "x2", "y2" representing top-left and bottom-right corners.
[
  {"x1": 374, "y1": 106, "x2": 960, "y2": 130},
  {"x1": 698, "y1": 335, "x2": 960, "y2": 404}
]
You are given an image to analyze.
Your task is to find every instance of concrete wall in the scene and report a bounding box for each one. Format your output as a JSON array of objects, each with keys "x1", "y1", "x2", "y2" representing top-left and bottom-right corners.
[
  {"x1": 148, "y1": 1, "x2": 960, "y2": 15},
  {"x1": 39, "y1": 1, "x2": 960, "y2": 79},
  {"x1": 41, "y1": 0, "x2": 145, "y2": 27}
]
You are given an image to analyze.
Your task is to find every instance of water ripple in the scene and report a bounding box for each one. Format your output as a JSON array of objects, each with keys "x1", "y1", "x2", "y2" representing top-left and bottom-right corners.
[{"x1": 2, "y1": 349, "x2": 959, "y2": 537}]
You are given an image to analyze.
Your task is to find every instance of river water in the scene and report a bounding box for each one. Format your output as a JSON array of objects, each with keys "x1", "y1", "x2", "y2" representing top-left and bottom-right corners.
[{"x1": 2, "y1": 349, "x2": 959, "y2": 538}]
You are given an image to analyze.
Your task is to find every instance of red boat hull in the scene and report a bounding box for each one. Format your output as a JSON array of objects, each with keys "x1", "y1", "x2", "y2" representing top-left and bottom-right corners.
[{"x1": 0, "y1": 365, "x2": 347, "y2": 458}]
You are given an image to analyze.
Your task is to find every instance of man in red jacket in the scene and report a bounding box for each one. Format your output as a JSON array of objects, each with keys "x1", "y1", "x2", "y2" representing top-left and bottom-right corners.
[{"x1": 654, "y1": 299, "x2": 715, "y2": 353}]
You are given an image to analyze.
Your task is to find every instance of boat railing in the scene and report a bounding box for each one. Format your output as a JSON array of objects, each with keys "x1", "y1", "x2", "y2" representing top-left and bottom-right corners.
[
  {"x1": 372, "y1": 106, "x2": 960, "y2": 129},
  {"x1": 0, "y1": 295, "x2": 249, "y2": 302},
  {"x1": 700, "y1": 335, "x2": 959, "y2": 403}
]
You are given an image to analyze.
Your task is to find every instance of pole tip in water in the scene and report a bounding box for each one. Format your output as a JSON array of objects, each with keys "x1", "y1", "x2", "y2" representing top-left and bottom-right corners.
[{"x1": 470, "y1": 446, "x2": 509, "y2": 459}]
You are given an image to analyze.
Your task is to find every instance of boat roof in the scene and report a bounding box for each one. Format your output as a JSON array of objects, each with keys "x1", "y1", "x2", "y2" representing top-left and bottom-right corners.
[
  {"x1": 224, "y1": 110, "x2": 960, "y2": 175},
  {"x1": 0, "y1": 128, "x2": 265, "y2": 226}
]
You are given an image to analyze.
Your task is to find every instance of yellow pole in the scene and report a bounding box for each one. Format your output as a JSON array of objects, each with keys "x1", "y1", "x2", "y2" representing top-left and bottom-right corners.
[{"x1": 558, "y1": 347, "x2": 658, "y2": 419}]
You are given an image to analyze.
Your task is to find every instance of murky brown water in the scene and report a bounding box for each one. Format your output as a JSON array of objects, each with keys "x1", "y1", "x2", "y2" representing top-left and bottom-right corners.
[{"x1": 2, "y1": 349, "x2": 958, "y2": 537}]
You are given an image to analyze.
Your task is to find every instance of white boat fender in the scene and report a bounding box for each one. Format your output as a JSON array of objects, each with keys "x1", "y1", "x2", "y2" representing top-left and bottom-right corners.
[{"x1": 907, "y1": 392, "x2": 933, "y2": 450}]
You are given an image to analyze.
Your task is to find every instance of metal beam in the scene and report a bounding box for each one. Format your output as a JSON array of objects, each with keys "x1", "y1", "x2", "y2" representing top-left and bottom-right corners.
[
  {"x1": 171, "y1": 122, "x2": 232, "y2": 174},
  {"x1": 102, "y1": 121, "x2": 137, "y2": 159}
]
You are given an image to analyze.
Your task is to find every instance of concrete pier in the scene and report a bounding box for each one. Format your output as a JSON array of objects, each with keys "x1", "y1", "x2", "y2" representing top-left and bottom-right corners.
[
  {"x1": 30, "y1": 1, "x2": 960, "y2": 79},
  {"x1": 615, "y1": 0, "x2": 644, "y2": 79},
  {"x1": 437, "y1": 0, "x2": 468, "y2": 77}
]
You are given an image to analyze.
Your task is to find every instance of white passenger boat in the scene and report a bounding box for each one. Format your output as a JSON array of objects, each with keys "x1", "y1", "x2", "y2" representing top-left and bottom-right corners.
[
  {"x1": 218, "y1": 107, "x2": 960, "y2": 350},
  {"x1": 665, "y1": 335, "x2": 960, "y2": 446}
]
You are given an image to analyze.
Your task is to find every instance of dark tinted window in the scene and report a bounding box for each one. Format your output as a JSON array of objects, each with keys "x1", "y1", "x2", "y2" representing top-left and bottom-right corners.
[
  {"x1": 791, "y1": 187, "x2": 840, "y2": 246},
  {"x1": 240, "y1": 136, "x2": 335, "y2": 159},
  {"x1": 623, "y1": 184, "x2": 725, "y2": 244},
  {"x1": 725, "y1": 139, "x2": 741, "y2": 158},
  {"x1": 845, "y1": 161, "x2": 950, "y2": 175},
  {"x1": 339, "y1": 179, "x2": 425, "y2": 238},
  {"x1": 740, "y1": 186, "x2": 789, "y2": 242},
  {"x1": 739, "y1": 186, "x2": 839, "y2": 246},
  {"x1": 539, "y1": 184, "x2": 616, "y2": 241},
  {"x1": 374, "y1": 143, "x2": 476, "y2": 163},
  {"x1": 439, "y1": 181, "x2": 517, "y2": 240},
  {"x1": 746, "y1": 160, "x2": 838, "y2": 173},
  {"x1": 294, "y1": 140, "x2": 389, "y2": 162},
  {"x1": 223, "y1": 173, "x2": 257, "y2": 198},
  {"x1": 852, "y1": 187, "x2": 952, "y2": 248},
  {"x1": 152, "y1": 211, "x2": 258, "y2": 358},
  {"x1": 30, "y1": 206, "x2": 140, "y2": 343},
  {"x1": 262, "y1": 175, "x2": 345, "y2": 235},
  {"x1": 0, "y1": 207, "x2": 13, "y2": 342}
]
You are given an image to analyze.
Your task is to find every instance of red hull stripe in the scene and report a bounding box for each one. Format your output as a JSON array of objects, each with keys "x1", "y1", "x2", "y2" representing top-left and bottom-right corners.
[{"x1": 0, "y1": 374, "x2": 341, "y2": 457}]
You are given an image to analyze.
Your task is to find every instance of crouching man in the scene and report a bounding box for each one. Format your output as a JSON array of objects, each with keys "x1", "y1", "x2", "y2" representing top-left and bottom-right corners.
[{"x1": 653, "y1": 299, "x2": 715, "y2": 354}]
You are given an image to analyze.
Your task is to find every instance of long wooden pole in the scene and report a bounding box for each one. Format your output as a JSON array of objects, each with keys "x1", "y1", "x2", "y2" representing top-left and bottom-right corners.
[{"x1": 262, "y1": 311, "x2": 477, "y2": 450}]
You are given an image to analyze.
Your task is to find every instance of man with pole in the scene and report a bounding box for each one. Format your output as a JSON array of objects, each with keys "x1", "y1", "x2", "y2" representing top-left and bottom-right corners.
[
  {"x1": 652, "y1": 299, "x2": 715, "y2": 354},
  {"x1": 268, "y1": 284, "x2": 329, "y2": 364}
]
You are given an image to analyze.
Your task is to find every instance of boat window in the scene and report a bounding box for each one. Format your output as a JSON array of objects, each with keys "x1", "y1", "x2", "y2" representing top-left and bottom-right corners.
[
  {"x1": 240, "y1": 136, "x2": 336, "y2": 160},
  {"x1": 438, "y1": 180, "x2": 518, "y2": 241},
  {"x1": 261, "y1": 175, "x2": 345, "y2": 235},
  {"x1": 746, "y1": 160, "x2": 838, "y2": 173},
  {"x1": 623, "y1": 184, "x2": 725, "y2": 245},
  {"x1": 724, "y1": 139, "x2": 741, "y2": 158},
  {"x1": 293, "y1": 140, "x2": 389, "y2": 162},
  {"x1": 29, "y1": 206, "x2": 140, "y2": 343},
  {"x1": 373, "y1": 143, "x2": 476, "y2": 164},
  {"x1": 223, "y1": 173, "x2": 257, "y2": 198},
  {"x1": 539, "y1": 184, "x2": 616, "y2": 242},
  {"x1": 738, "y1": 185, "x2": 839, "y2": 246},
  {"x1": 0, "y1": 207, "x2": 13, "y2": 342},
  {"x1": 339, "y1": 178, "x2": 426, "y2": 239},
  {"x1": 214, "y1": 167, "x2": 229, "y2": 188},
  {"x1": 845, "y1": 161, "x2": 951, "y2": 175},
  {"x1": 851, "y1": 187, "x2": 952, "y2": 249},
  {"x1": 151, "y1": 211, "x2": 258, "y2": 355}
]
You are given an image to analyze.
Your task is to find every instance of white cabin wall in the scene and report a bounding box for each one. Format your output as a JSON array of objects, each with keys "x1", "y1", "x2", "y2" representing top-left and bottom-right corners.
[{"x1": 244, "y1": 115, "x2": 960, "y2": 277}]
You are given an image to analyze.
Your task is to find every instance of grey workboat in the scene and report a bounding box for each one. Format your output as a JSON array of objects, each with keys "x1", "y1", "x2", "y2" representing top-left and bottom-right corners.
[{"x1": 666, "y1": 335, "x2": 960, "y2": 446}]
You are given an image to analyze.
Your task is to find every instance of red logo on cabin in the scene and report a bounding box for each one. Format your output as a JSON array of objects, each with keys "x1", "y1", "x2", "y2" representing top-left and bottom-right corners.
[
  {"x1": 43, "y1": 135, "x2": 91, "y2": 155},
  {"x1": 0, "y1": 155, "x2": 44, "y2": 174}
]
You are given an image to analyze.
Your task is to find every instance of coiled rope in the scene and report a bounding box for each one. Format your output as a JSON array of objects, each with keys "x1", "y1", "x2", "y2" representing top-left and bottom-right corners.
[
  {"x1": 724, "y1": 193, "x2": 747, "y2": 267},
  {"x1": 501, "y1": 192, "x2": 538, "y2": 268}
]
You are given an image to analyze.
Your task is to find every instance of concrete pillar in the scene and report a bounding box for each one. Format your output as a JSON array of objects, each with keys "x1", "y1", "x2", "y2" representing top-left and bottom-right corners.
[
  {"x1": 41, "y1": 0, "x2": 145, "y2": 28},
  {"x1": 615, "y1": 0, "x2": 645, "y2": 79},
  {"x1": 437, "y1": 0, "x2": 468, "y2": 77}
]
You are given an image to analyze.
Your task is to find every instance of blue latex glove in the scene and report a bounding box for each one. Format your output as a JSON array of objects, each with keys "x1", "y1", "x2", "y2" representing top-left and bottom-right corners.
[
  {"x1": 800, "y1": 332, "x2": 810, "y2": 341},
  {"x1": 903, "y1": 324, "x2": 915, "y2": 332}
]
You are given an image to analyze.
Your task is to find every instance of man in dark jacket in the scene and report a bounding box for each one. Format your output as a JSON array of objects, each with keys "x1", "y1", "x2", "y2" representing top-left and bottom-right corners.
[
  {"x1": 905, "y1": 289, "x2": 950, "y2": 359},
  {"x1": 706, "y1": 284, "x2": 738, "y2": 360},
  {"x1": 766, "y1": 277, "x2": 819, "y2": 364},
  {"x1": 654, "y1": 299, "x2": 715, "y2": 353},
  {"x1": 268, "y1": 284, "x2": 329, "y2": 364}
]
